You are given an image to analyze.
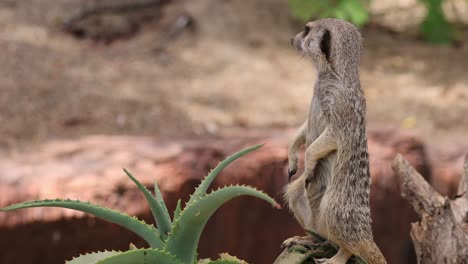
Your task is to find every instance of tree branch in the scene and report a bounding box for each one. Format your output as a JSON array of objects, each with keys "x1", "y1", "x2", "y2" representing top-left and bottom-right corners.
[
  {"x1": 63, "y1": 0, "x2": 162, "y2": 28},
  {"x1": 457, "y1": 154, "x2": 468, "y2": 198},
  {"x1": 391, "y1": 154, "x2": 444, "y2": 217}
]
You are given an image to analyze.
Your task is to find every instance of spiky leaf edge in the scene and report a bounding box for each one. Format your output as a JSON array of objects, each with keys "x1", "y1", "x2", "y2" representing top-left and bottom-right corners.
[
  {"x1": 96, "y1": 248, "x2": 183, "y2": 264},
  {"x1": 186, "y1": 144, "x2": 263, "y2": 208},
  {"x1": 124, "y1": 169, "x2": 171, "y2": 239},
  {"x1": 154, "y1": 181, "x2": 172, "y2": 223},
  {"x1": 0, "y1": 199, "x2": 163, "y2": 248},
  {"x1": 66, "y1": 251, "x2": 121, "y2": 264},
  {"x1": 165, "y1": 185, "x2": 279, "y2": 264},
  {"x1": 173, "y1": 199, "x2": 182, "y2": 221}
]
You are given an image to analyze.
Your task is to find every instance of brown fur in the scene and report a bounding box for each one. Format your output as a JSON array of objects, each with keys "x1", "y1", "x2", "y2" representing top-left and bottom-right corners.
[{"x1": 285, "y1": 19, "x2": 386, "y2": 264}]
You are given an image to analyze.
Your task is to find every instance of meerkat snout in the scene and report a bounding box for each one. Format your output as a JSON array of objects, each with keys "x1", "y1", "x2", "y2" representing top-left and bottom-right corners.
[
  {"x1": 292, "y1": 19, "x2": 363, "y2": 77},
  {"x1": 291, "y1": 22, "x2": 332, "y2": 68}
]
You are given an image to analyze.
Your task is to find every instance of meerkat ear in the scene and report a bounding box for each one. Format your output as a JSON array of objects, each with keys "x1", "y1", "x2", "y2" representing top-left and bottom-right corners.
[{"x1": 320, "y1": 29, "x2": 331, "y2": 62}]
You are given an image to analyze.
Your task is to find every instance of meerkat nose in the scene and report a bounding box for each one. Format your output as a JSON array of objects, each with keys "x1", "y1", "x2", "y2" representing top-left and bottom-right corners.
[{"x1": 290, "y1": 38, "x2": 294, "y2": 46}]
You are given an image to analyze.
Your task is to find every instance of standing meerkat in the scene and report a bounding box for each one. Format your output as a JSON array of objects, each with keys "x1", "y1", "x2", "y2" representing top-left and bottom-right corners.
[{"x1": 284, "y1": 19, "x2": 386, "y2": 264}]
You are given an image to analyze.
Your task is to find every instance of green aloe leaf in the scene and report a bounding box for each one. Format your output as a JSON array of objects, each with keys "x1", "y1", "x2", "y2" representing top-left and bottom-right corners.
[
  {"x1": 96, "y1": 249, "x2": 183, "y2": 264},
  {"x1": 186, "y1": 144, "x2": 263, "y2": 208},
  {"x1": 0, "y1": 199, "x2": 163, "y2": 249},
  {"x1": 66, "y1": 251, "x2": 121, "y2": 264},
  {"x1": 173, "y1": 199, "x2": 182, "y2": 221},
  {"x1": 165, "y1": 185, "x2": 279, "y2": 264},
  {"x1": 124, "y1": 169, "x2": 171, "y2": 239},
  {"x1": 154, "y1": 181, "x2": 172, "y2": 223}
]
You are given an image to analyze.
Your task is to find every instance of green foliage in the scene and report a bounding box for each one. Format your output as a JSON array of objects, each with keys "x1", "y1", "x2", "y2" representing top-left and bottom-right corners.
[
  {"x1": 419, "y1": 0, "x2": 455, "y2": 44},
  {"x1": 288, "y1": 0, "x2": 457, "y2": 44},
  {"x1": 288, "y1": 0, "x2": 369, "y2": 27},
  {"x1": 0, "y1": 144, "x2": 279, "y2": 264}
]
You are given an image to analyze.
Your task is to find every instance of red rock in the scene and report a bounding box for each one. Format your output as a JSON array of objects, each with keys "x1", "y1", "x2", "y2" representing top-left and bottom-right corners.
[
  {"x1": 428, "y1": 145, "x2": 468, "y2": 198},
  {"x1": 0, "y1": 129, "x2": 447, "y2": 264},
  {"x1": 0, "y1": 134, "x2": 294, "y2": 264},
  {"x1": 367, "y1": 128, "x2": 430, "y2": 264}
]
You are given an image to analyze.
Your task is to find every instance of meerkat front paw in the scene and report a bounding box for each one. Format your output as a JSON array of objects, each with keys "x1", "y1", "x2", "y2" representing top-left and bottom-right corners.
[
  {"x1": 287, "y1": 162, "x2": 298, "y2": 182},
  {"x1": 287, "y1": 153, "x2": 299, "y2": 182}
]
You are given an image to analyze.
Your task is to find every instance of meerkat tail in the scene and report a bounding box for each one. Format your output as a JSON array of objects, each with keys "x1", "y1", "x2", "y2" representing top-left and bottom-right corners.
[{"x1": 352, "y1": 240, "x2": 386, "y2": 264}]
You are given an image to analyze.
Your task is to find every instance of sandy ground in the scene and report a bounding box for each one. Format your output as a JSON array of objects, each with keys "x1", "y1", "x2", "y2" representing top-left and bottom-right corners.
[{"x1": 1, "y1": 0, "x2": 467, "y2": 155}]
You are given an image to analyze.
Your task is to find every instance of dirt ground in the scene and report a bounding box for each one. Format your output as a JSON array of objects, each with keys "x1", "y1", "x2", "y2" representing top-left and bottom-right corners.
[{"x1": 1, "y1": 0, "x2": 467, "y2": 155}]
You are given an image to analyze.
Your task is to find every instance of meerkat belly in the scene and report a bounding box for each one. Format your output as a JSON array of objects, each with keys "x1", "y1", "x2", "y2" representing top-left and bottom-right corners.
[
  {"x1": 306, "y1": 153, "x2": 335, "y2": 234},
  {"x1": 304, "y1": 96, "x2": 336, "y2": 232},
  {"x1": 317, "y1": 152, "x2": 372, "y2": 242}
]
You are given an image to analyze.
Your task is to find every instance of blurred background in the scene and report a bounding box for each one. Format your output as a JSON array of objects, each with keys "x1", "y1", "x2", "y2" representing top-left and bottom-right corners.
[{"x1": 0, "y1": 0, "x2": 467, "y2": 263}]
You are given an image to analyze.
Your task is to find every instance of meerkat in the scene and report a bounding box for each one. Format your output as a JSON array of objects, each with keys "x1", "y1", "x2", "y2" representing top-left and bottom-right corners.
[{"x1": 284, "y1": 19, "x2": 386, "y2": 264}]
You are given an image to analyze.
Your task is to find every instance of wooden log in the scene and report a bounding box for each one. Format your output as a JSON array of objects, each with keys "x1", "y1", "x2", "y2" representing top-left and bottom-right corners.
[{"x1": 392, "y1": 154, "x2": 468, "y2": 264}]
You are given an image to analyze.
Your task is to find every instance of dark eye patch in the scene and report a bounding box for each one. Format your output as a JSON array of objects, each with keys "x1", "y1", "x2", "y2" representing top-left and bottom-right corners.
[
  {"x1": 303, "y1": 25, "x2": 310, "y2": 36},
  {"x1": 320, "y1": 29, "x2": 331, "y2": 62}
]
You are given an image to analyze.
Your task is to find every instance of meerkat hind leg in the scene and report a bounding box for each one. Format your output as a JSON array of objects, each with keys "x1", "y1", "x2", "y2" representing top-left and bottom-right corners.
[
  {"x1": 304, "y1": 127, "x2": 337, "y2": 182},
  {"x1": 288, "y1": 120, "x2": 307, "y2": 180}
]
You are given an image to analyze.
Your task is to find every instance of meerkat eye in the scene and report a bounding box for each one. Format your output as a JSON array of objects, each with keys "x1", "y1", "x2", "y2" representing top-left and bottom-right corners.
[
  {"x1": 303, "y1": 25, "x2": 310, "y2": 36},
  {"x1": 320, "y1": 29, "x2": 331, "y2": 61}
]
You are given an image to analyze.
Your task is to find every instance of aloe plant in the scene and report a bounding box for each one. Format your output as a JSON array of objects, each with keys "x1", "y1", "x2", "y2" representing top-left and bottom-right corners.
[{"x1": 1, "y1": 144, "x2": 280, "y2": 264}]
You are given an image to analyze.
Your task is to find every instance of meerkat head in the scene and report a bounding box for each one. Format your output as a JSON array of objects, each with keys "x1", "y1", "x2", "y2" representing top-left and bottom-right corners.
[{"x1": 291, "y1": 19, "x2": 363, "y2": 77}]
